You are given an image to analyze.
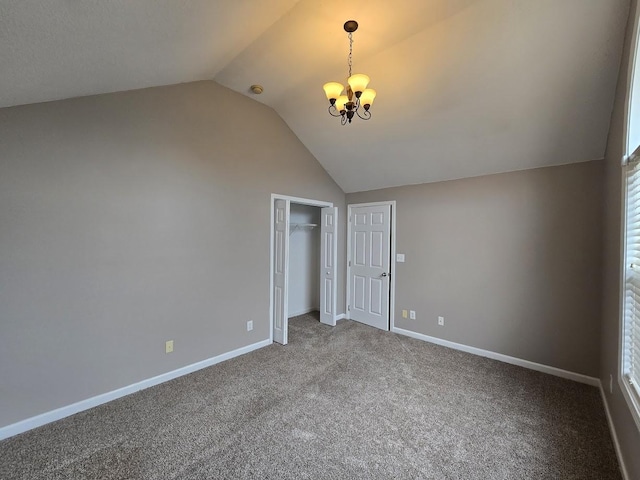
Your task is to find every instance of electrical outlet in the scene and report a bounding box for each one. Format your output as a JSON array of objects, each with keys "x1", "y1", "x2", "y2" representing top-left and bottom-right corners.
[
  {"x1": 410, "y1": 310, "x2": 416, "y2": 320},
  {"x1": 402, "y1": 309, "x2": 408, "y2": 318},
  {"x1": 247, "y1": 320, "x2": 253, "y2": 331},
  {"x1": 438, "y1": 316, "x2": 445, "y2": 326},
  {"x1": 165, "y1": 340, "x2": 174, "y2": 353}
]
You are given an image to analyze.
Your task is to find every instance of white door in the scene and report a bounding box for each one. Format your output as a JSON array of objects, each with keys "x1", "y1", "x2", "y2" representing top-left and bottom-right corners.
[
  {"x1": 349, "y1": 204, "x2": 391, "y2": 330},
  {"x1": 273, "y1": 199, "x2": 289, "y2": 344},
  {"x1": 320, "y1": 207, "x2": 338, "y2": 326}
]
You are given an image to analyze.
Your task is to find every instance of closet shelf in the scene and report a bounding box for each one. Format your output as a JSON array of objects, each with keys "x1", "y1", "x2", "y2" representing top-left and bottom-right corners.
[{"x1": 290, "y1": 223, "x2": 318, "y2": 234}]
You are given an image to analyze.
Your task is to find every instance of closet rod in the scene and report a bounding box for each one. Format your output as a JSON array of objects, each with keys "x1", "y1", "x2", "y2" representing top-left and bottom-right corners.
[{"x1": 289, "y1": 223, "x2": 318, "y2": 234}]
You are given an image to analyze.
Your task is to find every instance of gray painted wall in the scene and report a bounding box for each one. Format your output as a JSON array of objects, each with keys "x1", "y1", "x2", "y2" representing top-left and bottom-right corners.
[
  {"x1": 601, "y1": 0, "x2": 640, "y2": 477},
  {"x1": 348, "y1": 161, "x2": 603, "y2": 376},
  {"x1": 0, "y1": 81, "x2": 346, "y2": 428}
]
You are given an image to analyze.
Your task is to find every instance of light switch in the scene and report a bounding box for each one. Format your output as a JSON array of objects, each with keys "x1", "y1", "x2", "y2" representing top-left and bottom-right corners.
[
  {"x1": 402, "y1": 309, "x2": 408, "y2": 318},
  {"x1": 396, "y1": 253, "x2": 405, "y2": 263}
]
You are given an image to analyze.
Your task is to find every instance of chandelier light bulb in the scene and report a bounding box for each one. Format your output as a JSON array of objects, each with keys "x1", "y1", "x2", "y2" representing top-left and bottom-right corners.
[
  {"x1": 347, "y1": 74, "x2": 370, "y2": 97},
  {"x1": 335, "y1": 95, "x2": 349, "y2": 113},
  {"x1": 323, "y1": 82, "x2": 344, "y2": 104},
  {"x1": 360, "y1": 89, "x2": 376, "y2": 109}
]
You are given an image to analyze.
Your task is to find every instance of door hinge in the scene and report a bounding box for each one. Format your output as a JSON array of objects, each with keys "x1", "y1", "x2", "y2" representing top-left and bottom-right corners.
[
  {"x1": 348, "y1": 305, "x2": 351, "y2": 311},
  {"x1": 348, "y1": 260, "x2": 351, "y2": 267}
]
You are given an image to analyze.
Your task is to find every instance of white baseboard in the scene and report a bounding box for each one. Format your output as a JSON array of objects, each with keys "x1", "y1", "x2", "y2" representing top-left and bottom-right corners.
[
  {"x1": 599, "y1": 384, "x2": 631, "y2": 480},
  {"x1": 288, "y1": 306, "x2": 319, "y2": 317},
  {"x1": 0, "y1": 338, "x2": 271, "y2": 441},
  {"x1": 289, "y1": 310, "x2": 344, "y2": 323},
  {"x1": 391, "y1": 327, "x2": 599, "y2": 387}
]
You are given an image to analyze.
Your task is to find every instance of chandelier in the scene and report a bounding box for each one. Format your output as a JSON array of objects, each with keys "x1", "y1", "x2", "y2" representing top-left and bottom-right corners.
[{"x1": 323, "y1": 20, "x2": 376, "y2": 125}]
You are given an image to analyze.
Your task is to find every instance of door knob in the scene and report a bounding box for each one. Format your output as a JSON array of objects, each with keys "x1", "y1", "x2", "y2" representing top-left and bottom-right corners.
[{"x1": 381, "y1": 272, "x2": 388, "y2": 277}]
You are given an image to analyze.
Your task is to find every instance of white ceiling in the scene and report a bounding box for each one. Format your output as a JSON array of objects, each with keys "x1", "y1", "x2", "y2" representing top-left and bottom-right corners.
[{"x1": 0, "y1": 0, "x2": 630, "y2": 192}]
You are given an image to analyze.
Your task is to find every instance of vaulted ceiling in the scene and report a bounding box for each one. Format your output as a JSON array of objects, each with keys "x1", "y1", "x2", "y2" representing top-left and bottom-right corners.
[{"x1": 0, "y1": 0, "x2": 630, "y2": 192}]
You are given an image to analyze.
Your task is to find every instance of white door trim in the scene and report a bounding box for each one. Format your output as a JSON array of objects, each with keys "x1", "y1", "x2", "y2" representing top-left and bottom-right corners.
[
  {"x1": 346, "y1": 201, "x2": 396, "y2": 331},
  {"x1": 270, "y1": 194, "x2": 334, "y2": 343}
]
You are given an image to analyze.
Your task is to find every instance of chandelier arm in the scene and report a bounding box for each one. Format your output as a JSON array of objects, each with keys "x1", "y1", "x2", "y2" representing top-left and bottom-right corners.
[
  {"x1": 328, "y1": 105, "x2": 342, "y2": 117},
  {"x1": 341, "y1": 115, "x2": 348, "y2": 126},
  {"x1": 355, "y1": 108, "x2": 371, "y2": 120}
]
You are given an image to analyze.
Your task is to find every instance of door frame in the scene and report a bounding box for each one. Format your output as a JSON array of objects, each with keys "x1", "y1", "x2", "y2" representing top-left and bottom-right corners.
[
  {"x1": 269, "y1": 194, "x2": 334, "y2": 343},
  {"x1": 346, "y1": 201, "x2": 397, "y2": 331}
]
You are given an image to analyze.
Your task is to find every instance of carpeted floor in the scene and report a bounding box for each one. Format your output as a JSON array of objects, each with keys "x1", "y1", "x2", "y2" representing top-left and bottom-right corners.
[{"x1": 0, "y1": 313, "x2": 621, "y2": 479}]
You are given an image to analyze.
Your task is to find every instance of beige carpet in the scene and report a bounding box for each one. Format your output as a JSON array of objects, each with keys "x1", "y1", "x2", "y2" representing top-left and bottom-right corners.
[{"x1": 0, "y1": 312, "x2": 621, "y2": 479}]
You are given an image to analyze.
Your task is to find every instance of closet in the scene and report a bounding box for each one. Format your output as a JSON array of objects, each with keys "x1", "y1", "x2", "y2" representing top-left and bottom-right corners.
[{"x1": 288, "y1": 203, "x2": 320, "y2": 318}]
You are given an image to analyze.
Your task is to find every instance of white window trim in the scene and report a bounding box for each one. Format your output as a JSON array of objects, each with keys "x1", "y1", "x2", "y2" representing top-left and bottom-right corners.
[
  {"x1": 620, "y1": 0, "x2": 640, "y2": 432},
  {"x1": 621, "y1": 164, "x2": 640, "y2": 431}
]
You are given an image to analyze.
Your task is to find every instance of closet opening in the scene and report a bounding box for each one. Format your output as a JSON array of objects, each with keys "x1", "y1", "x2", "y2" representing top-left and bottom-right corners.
[
  {"x1": 270, "y1": 194, "x2": 338, "y2": 345},
  {"x1": 289, "y1": 203, "x2": 320, "y2": 318}
]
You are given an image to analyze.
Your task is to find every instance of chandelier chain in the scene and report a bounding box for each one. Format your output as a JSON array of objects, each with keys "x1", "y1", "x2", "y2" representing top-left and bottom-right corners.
[{"x1": 348, "y1": 32, "x2": 353, "y2": 78}]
